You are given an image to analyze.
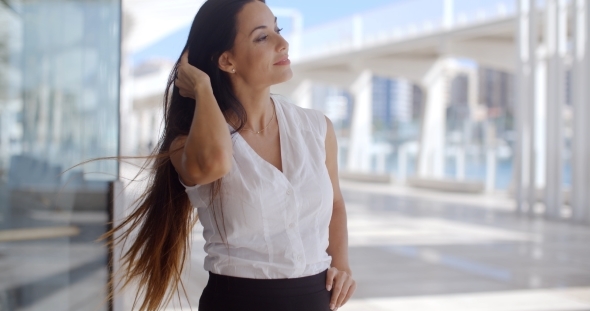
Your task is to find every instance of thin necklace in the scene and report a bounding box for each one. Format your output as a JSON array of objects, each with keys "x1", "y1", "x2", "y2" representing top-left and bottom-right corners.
[{"x1": 242, "y1": 102, "x2": 276, "y2": 134}]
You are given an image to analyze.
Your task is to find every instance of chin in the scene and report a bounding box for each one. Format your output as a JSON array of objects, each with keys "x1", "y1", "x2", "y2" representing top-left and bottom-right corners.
[{"x1": 275, "y1": 69, "x2": 293, "y2": 84}]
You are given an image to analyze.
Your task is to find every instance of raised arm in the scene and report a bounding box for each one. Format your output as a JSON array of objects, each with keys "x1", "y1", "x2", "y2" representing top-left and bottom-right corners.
[{"x1": 169, "y1": 51, "x2": 233, "y2": 186}]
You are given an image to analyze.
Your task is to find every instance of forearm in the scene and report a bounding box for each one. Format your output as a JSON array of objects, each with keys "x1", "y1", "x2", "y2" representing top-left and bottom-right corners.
[
  {"x1": 184, "y1": 84, "x2": 233, "y2": 173},
  {"x1": 327, "y1": 199, "x2": 351, "y2": 275}
]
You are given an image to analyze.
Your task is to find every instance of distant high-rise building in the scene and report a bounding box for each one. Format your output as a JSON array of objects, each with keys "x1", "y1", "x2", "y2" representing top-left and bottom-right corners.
[
  {"x1": 478, "y1": 67, "x2": 515, "y2": 111},
  {"x1": 372, "y1": 76, "x2": 414, "y2": 130},
  {"x1": 411, "y1": 84, "x2": 424, "y2": 120},
  {"x1": 449, "y1": 73, "x2": 469, "y2": 107}
]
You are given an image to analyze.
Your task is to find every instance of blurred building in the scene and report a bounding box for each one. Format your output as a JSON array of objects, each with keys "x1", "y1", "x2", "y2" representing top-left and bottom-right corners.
[{"x1": 272, "y1": 0, "x2": 590, "y2": 222}]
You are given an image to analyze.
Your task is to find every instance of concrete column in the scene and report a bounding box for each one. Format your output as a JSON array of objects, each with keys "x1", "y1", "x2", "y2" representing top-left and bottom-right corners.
[
  {"x1": 534, "y1": 52, "x2": 547, "y2": 200},
  {"x1": 514, "y1": 0, "x2": 533, "y2": 213},
  {"x1": 352, "y1": 15, "x2": 363, "y2": 49},
  {"x1": 456, "y1": 146, "x2": 466, "y2": 180},
  {"x1": 586, "y1": 0, "x2": 590, "y2": 224},
  {"x1": 485, "y1": 121, "x2": 497, "y2": 193},
  {"x1": 347, "y1": 70, "x2": 373, "y2": 172},
  {"x1": 572, "y1": 0, "x2": 590, "y2": 224},
  {"x1": 417, "y1": 58, "x2": 447, "y2": 178},
  {"x1": 527, "y1": 0, "x2": 538, "y2": 210},
  {"x1": 443, "y1": 0, "x2": 455, "y2": 30},
  {"x1": 291, "y1": 79, "x2": 313, "y2": 109},
  {"x1": 544, "y1": 0, "x2": 565, "y2": 219}
]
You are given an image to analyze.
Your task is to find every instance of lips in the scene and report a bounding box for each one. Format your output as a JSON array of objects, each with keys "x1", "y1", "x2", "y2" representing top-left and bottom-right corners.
[{"x1": 274, "y1": 56, "x2": 290, "y2": 65}]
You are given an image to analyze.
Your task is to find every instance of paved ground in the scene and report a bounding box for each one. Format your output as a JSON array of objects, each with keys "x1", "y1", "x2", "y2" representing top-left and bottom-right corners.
[{"x1": 160, "y1": 181, "x2": 590, "y2": 311}]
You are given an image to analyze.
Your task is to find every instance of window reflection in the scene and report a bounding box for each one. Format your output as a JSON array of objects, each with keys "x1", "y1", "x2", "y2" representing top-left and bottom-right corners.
[{"x1": 0, "y1": 1, "x2": 119, "y2": 310}]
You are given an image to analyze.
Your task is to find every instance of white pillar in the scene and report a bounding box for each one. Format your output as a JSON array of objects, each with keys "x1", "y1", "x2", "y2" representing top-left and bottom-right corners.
[
  {"x1": 485, "y1": 121, "x2": 497, "y2": 193},
  {"x1": 572, "y1": 0, "x2": 589, "y2": 224},
  {"x1": 353, "y1": 14, "x2": 363, "y2": 49},
  {"x1": 398, "y1": 143, "x2": 408, "y2": 183},
  {"x1": 544, "y1": 0, "x2": 565, "y2": 218},
  {"x1": 291, "y1": 79, "x2": 313, "y2": 109},
  {"x1": 456, "y1": 147, "x2": 466, "y2": 180},
  {"x1": 527, "y1": 0, "x2": 538, "y2": 209},
  {"x1": 534, "y1": 53, "x2": 547, "y2": 198},
  {"x1": 347, "y1": 70, "x2": 373, "y2": 173},
  {"x1": 417, "y1": 58, "x2": 447, "y2": 178},
  {"x1": 514, "y1": 0, "x2": 533, "y2": 213},
  {"x1": 586, "y1": 0, "x2": 590, "y2": 224},
  {"x1": 443, "y1": 0, "x2": 455, "y2": 29}
]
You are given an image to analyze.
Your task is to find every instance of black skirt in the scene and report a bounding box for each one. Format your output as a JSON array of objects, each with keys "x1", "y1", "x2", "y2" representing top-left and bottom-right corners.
[{"x1": 198, "y1": 269, "x2": 332, "y2": 311}]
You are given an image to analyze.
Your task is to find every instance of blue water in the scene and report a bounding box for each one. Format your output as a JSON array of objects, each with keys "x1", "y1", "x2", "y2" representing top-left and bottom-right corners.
[{"x1": 380, "y1": 153, "x2": 571, "y2": 191}]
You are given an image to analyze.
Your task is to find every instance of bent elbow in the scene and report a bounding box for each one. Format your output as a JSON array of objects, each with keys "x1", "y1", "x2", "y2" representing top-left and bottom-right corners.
[
  {"x1": 208, "y1": 149, "x2": 232, "y2": 176},
  {"x1": 198, "y1": 149, "x2": 232, "y2": 181},
  {"x1": 181, "y1": 149, "x2": 232, "y2": 186}
]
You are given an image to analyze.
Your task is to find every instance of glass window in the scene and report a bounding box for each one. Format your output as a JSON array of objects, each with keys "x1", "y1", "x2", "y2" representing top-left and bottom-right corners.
[{"x1": 0, "y1": 0, "x2": 120, "y2": 310}]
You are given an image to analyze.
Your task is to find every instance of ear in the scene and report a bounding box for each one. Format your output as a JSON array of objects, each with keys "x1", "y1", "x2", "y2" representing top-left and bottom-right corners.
[{"x1": 218, "y1": 51, "x2": 236, "y2": 74}]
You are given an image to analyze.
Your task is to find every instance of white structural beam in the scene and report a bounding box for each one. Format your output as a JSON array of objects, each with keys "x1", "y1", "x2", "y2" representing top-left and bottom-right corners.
[
  {"x1": 527, "y1": 0, "x2": 538, "y2": 213},
  {"x1": 363, "y1": 56, "x2": 438, "y2": 82},
  {"x1": 449, "y1": 39, "x2": 515, "y2": 72},
  {"x1": 347, "y1": 70, "x2": 373, "y2": 172},
  {"x1": 514, "y1": 0, "x2": 533, "y2": 213},
  {"x1": 586, "y1": 0, "x2": 590, "y2": 224},
  {"x1": 544, "y1": 0, "x2": 566, "y2": 219},
  {"x1": 417, "y1": 58, "x2": 448, "y2": 178},
  {"x1": 572, "y1": 0, "x2": 590, "y2": 224},
  {"x1": 534, "y1": 46, "x2": 548, "y2": 204}
]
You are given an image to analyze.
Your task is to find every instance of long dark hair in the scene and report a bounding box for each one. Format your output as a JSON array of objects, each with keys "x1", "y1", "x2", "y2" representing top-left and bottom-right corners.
[{"x1": 101, "y1": 0, "x2": 263, "y2": 310}]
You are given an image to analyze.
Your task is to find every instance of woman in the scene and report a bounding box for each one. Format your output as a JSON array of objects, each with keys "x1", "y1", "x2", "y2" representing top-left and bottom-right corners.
[{"x1": 107, "y1": 0, "x2": 355, "y2": 310}]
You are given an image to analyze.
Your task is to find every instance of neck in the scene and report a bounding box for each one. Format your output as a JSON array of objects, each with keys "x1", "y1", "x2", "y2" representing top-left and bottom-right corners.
[{"x1": 227, "y1": 85, "x2": 274, "y2": 131}]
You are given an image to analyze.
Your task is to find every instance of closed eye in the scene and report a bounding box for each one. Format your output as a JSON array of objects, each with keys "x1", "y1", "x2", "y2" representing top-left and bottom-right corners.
[{"x1": 255, "y1": 28, "x2": 283, "y2": 42}]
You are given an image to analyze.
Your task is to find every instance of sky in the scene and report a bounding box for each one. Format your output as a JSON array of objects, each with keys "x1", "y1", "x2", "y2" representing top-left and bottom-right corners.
[{"x1": 132, "y1": 0, "x2": 407, "y2": 66}]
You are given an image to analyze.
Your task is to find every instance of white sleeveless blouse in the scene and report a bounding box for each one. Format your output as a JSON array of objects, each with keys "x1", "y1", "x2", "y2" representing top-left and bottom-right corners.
[{"x1": 180, "y1": 94, "x2": 334, "y2": 279}]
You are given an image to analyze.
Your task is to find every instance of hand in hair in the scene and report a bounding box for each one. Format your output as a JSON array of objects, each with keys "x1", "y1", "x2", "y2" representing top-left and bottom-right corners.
[{"x1": 175, "y1": 50, "x2": 212, "y2": 100}]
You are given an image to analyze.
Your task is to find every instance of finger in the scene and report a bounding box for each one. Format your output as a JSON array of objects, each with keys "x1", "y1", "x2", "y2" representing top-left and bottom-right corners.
[
  {"x1": 325, "y1": 267, "x2": 337, "y2": 291},
  {"x1": 336, "y1": 278, "x2": 353, "y2": 308},
  {"x1": 341, "y1": 281, "x2": 356, "y2": 306},
  {"x1": 180, "y1": 50, "x2": 189, "y2": 64},
  {"x1": 175, "y1": 79, "x2": 185, "y2": 92},
  {"x1": 330, "y1": 274, "x2": 347, "y2": 310}
]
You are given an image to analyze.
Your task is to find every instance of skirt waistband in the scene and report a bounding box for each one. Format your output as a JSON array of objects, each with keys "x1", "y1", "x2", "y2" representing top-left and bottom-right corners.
[{"x1": 206, "y1": 269, "x2": 328, "y2": 297}]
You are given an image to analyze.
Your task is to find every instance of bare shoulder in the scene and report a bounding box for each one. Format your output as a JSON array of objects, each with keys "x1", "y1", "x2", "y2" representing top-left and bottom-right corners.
[{"x1": 324, "y1": 115, "x2": 337, "y2": 148}]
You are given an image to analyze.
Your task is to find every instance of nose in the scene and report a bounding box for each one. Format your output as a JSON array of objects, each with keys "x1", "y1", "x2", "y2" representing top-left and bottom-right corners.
[{"x1": 278, "y1": 36, "x2": 289, "y2": 53}]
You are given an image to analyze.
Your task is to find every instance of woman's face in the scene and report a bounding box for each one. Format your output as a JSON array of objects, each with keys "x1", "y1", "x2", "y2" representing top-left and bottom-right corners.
[{"x1": 222, "y1": 1, "x2": 292, "y2": 88}]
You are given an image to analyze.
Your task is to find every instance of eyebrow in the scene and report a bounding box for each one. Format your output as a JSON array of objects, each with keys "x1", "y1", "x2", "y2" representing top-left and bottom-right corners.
[{"x1": 249, "y1": 16, "x2": 278, "y2": 36}]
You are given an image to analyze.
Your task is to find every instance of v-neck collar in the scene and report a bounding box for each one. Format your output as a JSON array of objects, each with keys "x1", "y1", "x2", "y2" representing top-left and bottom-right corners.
[{"x1": 227, "y1": 94, "x2": 289, "y2": 182}]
